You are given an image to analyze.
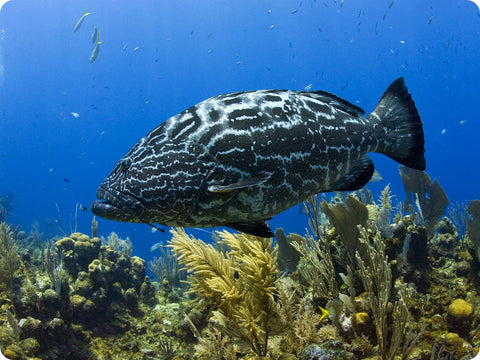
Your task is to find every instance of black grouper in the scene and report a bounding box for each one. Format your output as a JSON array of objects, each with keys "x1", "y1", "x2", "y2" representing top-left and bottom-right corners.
[{"x1": 91, "y1": 77, "x2": 425, "y2": 237}]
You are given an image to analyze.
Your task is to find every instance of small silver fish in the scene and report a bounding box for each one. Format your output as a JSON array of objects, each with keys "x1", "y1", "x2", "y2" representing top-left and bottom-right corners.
[
  {"x1": 369, "y1": 170, "x2": 383, "y2": 183},
  {"x1": 89, "y1": 31, "x2": 101, "y2": 63},
  {"x1": 74, "y1": 10, "x2": 90, "y2": 33},
  {"x1": 91, "y1": 25, "x2": 98, "y2": 43}
]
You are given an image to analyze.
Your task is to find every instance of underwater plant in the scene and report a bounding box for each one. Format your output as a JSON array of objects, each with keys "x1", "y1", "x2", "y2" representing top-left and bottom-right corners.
[
  {"x1": 0, "y1": 193, "x2": 13, "y2": 223},
  {"x1": 321, "y1": 194, "x2": 369, "y2": 264},
  {"x1": 91, "y1": 216, "x2": 98, "y2": 238},
  {"x1": 375, "y1": 184, "x2": 394, "y2": 237},
  {"x1": 43, "y1": 242, "x2": 64, "y2": 295},
  {"x1": 0, "y1": 222, "x2": 21, "y2": 293},
  {"x1": 302, "y1": 193, "x2": 327, "y2": 240},
  {"x1": 148, "y1": 244, "x2": 184, "y2": 291},
  {"x1": 274, "y1": 228, "x2": 301, "y2": 274},
  {"x1": 168, "y1": 228, "x2": 279, "y2": 356},
  {"x1": 291, "y1": 230, "x2": 339, "y2": 302},
  {"x1": 158, "y1": 335, "x2": 177, "y2": 359},
  {"x1": 398, "y1": 166, "x2": 449, "y2": 239},
  {"x1": 355, "y1": 226, "x2": 424, "y2": 360},
  {"x1": 467, "y1": 199, "x2": 480, "y2": 261},
  {"x1": 104, "y1": 231, "x2": 133, "y2": 256},
  {"x1": 447, "y1": 201, "x2": 469, "y2": 241}
]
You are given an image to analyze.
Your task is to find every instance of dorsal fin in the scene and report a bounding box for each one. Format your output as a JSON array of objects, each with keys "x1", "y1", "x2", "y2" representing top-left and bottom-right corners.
[{"x1": 301, "y1": 90, "x2": 365, "y2": 117}]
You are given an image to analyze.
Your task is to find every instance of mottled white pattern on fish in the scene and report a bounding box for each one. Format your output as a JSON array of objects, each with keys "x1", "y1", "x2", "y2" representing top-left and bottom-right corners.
[{"x1": 92, "y1": 78, "x2": 425, "y2": 237}]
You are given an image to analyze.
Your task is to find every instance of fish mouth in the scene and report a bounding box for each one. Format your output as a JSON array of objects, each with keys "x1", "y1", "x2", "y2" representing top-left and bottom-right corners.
[{"x1": 91, "y1": 186, "x2": 145, "y2": 222}]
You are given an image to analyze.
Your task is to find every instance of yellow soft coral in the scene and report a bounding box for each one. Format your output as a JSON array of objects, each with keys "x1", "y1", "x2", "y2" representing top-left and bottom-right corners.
[{"x1": 168, "y1": 228, "x2": 279, "y2": 356}]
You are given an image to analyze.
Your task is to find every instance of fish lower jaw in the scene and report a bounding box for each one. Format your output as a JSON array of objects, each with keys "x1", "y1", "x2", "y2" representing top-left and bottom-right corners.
[
  {"x1": 91, "y1": 200, "x2": 128, "y2": 221},
  {"x1": 90, "y1": 198, "x2": 144, "y2": 222}
]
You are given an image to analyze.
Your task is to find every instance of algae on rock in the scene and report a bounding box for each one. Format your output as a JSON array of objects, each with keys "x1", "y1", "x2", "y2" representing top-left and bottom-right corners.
[{"x1": 168, "y1": 228, "x2": 279, "y2": 356}]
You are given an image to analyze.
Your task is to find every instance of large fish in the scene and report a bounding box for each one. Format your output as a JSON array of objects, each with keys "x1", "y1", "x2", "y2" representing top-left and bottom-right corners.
[{"x1": 91, "y1": 77, "x2": 425, "y2": 237}]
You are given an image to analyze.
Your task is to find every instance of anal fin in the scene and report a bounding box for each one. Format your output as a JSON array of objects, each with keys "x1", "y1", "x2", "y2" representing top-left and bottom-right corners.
[
  {"x1": 224, "y1": 219, "x2": 273, "y2": 238},
  {"x1": 329, "y1": 157, "x2": 375, "y2": 192}
]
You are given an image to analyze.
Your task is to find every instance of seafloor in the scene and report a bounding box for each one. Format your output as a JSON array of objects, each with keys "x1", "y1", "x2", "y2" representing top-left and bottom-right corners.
[{"x1": 0, "y1": 168, "x2": 479, "y2": 360}]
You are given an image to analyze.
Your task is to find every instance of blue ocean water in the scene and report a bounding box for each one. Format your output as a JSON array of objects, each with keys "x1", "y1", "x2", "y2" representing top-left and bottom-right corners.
[{"x1": 0, "y1": 0, "x2": 479, "y2": 260}]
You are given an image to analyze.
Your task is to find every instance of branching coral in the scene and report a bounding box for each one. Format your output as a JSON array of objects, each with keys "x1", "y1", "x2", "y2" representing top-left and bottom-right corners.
[
  {"x1": 355, "y1": 227, "x2": 393, "y2": 359},
  {"x1": 148, "y1": 244, "x2": 184, "y2": 290},
  {"x1": 355, "y1": 226, "x2": 422, "y2": 360},
  {"x1": 275, "y1": 276, "x2": 332, "y2": 354},
  {"x1": 375, "y1": 184, "x2": 394, "y2": 237},
  {"x1": 0, "y1": 222, "x2": 21, "y2": 293},
  {"x1": 168, "y1": 228, "x2": 279, "y2": 356},
  {"x1": 303, "y1": 194, "x2": 327, "y2": 239},
  {"x1": 44, "y1": 242, "x2": 64, "y2": 295},
  {"x1": 291, "y1": 232, "x2": 339, "y2": 302},
  {"x1": 192, "y1": 323, "x2": 237, "y2": 360},
  {"x1": 447, "y1": 202, "x2": 469, "y2": 240},
  {"x1": 105, "y1": 231, "x2": 132, "y2": 256}
]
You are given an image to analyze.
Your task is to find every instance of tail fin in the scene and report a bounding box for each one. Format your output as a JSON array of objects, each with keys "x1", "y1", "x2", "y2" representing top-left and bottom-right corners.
[{"x1": 368, "y1": 77, "x2": 426, "y2": 170}]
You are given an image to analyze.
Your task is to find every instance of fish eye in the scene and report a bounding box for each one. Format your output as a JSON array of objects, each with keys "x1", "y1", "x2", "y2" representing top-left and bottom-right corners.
[{"x1": 121, "y1": 159, "x2": 131, "y2": 170}]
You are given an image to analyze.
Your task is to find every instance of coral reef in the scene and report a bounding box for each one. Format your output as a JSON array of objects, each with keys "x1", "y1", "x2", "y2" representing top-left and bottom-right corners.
[
  {"x1": 0, "y1": 231, "x2": 164, "y2": 360},
  {"x1": 1, "y1": 173, "x2": 480, "y2": 359}
]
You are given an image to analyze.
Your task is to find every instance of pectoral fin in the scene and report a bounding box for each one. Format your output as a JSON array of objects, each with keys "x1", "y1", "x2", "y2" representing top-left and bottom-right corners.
[
  {"x1": 225, "y1": 219, "x2": 273, "y2": 238},
  {"x1": 208, "y1": 171, "x2": 274, "y2": 193},
  {"x1": 329, "y1": 157, "x2": 375, "y2": 192}
]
